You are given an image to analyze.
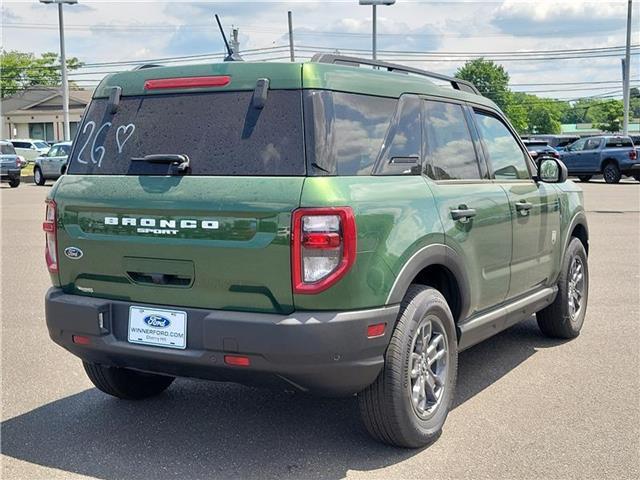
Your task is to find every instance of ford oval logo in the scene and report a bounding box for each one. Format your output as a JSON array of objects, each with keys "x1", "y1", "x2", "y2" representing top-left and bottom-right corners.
[
  {"x1": 143, "y1": 314, "x2": 171, "y2": 328},
  {"x1": 64, "y1": 246, "x2": 83, "y2": 259}
]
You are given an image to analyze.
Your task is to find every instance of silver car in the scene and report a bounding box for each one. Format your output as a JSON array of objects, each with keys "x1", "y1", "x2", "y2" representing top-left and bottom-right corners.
[{"x1": 34, "y1": 141, "x2": 72, "y2": 186}]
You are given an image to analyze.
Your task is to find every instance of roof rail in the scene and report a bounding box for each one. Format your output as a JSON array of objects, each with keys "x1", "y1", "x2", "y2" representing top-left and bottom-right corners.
[
  {"x1": 310, "y1": 53, "x2": 481, "y2": 96},
  {"x1": 132, "y1": 64, "x2": 163, "y2": 70}
]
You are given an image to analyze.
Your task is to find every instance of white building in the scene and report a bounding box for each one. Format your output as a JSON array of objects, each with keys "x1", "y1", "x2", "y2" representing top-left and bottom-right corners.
[{"x1": 1, "y1": 87, "x2": 93, "y2": 142}]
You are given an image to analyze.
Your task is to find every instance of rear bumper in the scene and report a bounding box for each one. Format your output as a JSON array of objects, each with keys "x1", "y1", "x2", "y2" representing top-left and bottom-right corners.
[
  {"x1": 45, "y1": 288, "x2": 399, "y2": 396},
  {"x1": 1, "y1": 169, "x2": 19, "y2": 180},
  {"x1": 622, "y1": 163, "x2": 640, "y2": 173}
]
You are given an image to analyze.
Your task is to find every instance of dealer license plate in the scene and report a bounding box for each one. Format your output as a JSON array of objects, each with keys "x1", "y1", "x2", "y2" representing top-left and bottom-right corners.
[{"x1": 128, "y1": 306, "x2": 187, "y2": 350}]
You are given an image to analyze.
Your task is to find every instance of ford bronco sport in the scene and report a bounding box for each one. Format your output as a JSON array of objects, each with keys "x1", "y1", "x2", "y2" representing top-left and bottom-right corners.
[{"x1": 44, "y1": 55, "x2": 589, "y2": 448}]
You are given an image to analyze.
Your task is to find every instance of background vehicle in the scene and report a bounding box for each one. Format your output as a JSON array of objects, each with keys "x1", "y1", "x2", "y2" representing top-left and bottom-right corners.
[
  {"x1": 8, "y1": 139, "x2": 50, "y2": 162},
  {"x1": 44, "y1": 57, "x2": 589, "y2": 448},
  {"x1": 523, "y1": 140, "x2": 560, "y2": 159},
  {"x1": 34, "y1": 141, "x2": 72, "y2": 186},
  {"x1": 560, "y1": 135, "x2": 639, "y2": 183},
  {"x1": 0, "y1": 140, "x2": 21, "y2": 188},
  {"x1": 527, "y1": 134, "x2": 580, "y2": 151}
]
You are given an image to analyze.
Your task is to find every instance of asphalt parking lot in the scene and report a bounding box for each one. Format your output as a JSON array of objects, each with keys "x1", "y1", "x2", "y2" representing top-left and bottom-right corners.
[{"x1": 1, "y1": 179, "x2": 639, "y2": 480}]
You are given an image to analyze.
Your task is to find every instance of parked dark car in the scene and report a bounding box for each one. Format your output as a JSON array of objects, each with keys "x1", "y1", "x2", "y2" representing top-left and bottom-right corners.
[
  {"x1": 0, "y1": 140, "x2": 21, "y2": 188},
  {"x1": 560, "y1": 135, "x2": 639, "y2": 183},
  {"x1": 527, "y1": 135, "x2": 580, "y2": 151},
  {"x1": 523, "y1": 140, "x2": 560, "y2": 159}
]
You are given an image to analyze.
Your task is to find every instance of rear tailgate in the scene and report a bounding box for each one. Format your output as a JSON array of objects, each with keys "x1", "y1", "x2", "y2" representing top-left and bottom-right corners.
[
  {"x1": 54, "y1": 176, "x2": 302, "y2": 314},
  {"x1": 53, "y1": 72, "x2": 306, "y2": 314}
]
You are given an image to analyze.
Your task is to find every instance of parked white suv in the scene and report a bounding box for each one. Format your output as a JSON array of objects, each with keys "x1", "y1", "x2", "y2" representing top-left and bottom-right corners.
[{"x1": 8, "y1": 139, "x2": 50, "y2": 162}]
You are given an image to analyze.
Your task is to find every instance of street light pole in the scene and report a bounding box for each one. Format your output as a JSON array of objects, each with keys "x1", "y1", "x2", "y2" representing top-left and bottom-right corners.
[
  {"x1": 57, "y1": 2, "x2": 70, "y2": 141},
  {"x1": 40, "y1": 0, "x2": 77, "y2": 142},
  {"x1": 359, "y1": 1, "x2": 395, "y2": 61},
  {"x1": 622, "y1": 0, "x2": 633, "y2": 136}
]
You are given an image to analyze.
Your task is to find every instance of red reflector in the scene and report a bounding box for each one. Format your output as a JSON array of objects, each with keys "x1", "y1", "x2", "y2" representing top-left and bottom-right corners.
[
  {"x1": 144, "y1": 75, "x2": 231, "y2": 90},
  {"x1": 224, "y1": 355, "x2": 250, "y2": 367},
  {"x1": 72, "y1": 335, "x2": 91, "y2": 345},
  {"x1": 367, "y1": 323, "x2": 386, "y2": 338},
  {"x1": 42, "y1": 221, "x2": 55, "y2": 232},
  {"x1": 302, "y1": 232, "x2": 341, "y2": 249},
  {"x1": 630, "y1": 150, "x2": 637, "y2": 160}
]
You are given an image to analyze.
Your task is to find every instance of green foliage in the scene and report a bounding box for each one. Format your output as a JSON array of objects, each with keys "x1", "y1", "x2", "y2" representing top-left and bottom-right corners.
[
  {"x1": 455, "y1": 58, "x2": 511, "y2": 111},
  {"x1": 0, "y1": 50, "x2": 83, "y2": 98},
  {"x1": 589, "y1": 99, "x2": 624, "y2": 132}
]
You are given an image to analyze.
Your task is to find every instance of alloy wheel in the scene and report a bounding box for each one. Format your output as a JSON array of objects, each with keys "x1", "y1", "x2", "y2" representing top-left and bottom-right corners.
[
  {"x1": 567, "y1": 256, "x2": 585, "y2": 321},
  {"x1": 408, "y1": 315, "x2": 449, "y2": 419}
]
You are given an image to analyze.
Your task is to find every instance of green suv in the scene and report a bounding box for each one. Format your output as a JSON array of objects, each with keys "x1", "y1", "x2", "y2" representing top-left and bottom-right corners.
[{"x1": 44, "y1": 55, "x2": 589, "y2": 448}]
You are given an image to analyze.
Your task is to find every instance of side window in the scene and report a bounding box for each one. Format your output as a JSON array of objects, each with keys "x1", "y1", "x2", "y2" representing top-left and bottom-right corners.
[
  {"x1": 304, "y1": 91, "x2": 396, "y2": 175},
  {"x1": 376, "y1": 95, "x2": 422, "y2": 175},
  {"x1": 474, "y1": 111, "x2": 530, "y2": 180},
  {"x1": 569, "y1": 138, "x2": 587, "y2": 151},
  {"x1": 12, "y1": 142, "x2": 28, "y2": 149},
  {"x1": 423, "y1": 101, "x2": 481, "y2": 180},
  {"x1": 58, "y1": 145, "x2": 71, "y2": 156},
  {"x1": 47, "y1": 147, "x2": 59, "y2": 157},
  {"x1": 585, "y1": 138, "x2": 601, "y2": 150}
]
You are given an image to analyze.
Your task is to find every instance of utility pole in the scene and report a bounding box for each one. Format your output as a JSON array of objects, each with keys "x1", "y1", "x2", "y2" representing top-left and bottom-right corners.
[
  {"x1": 359, "y1": 1, "x2": 395, "y2": 61},
  {"x1": 40, "y1": 0, "x2": 77, "y2": 142},
  {"x1": 622, "y1": 0, "x2": 633, "y2": 135},
  {"x1": 288, "y1": 11, "x2": 295, "y2": 62}
]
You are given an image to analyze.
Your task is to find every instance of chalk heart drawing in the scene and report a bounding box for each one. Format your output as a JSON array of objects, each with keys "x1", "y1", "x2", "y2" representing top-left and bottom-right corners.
[{"x1": 116, "y1": 124, "x2": 135, "y2": 153}]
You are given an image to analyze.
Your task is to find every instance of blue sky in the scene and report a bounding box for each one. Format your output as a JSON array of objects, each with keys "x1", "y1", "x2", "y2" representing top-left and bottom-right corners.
[{"x1": 1, "y1": 1, "x2": 637, "y2": 99}]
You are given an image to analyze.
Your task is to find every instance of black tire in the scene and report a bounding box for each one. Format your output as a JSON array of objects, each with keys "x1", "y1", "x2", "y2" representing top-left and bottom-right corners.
[
  {"x1": 634, "y1": 174, "x2": 640, "y2": 182},
  {"x1": 602, "y1": 162, "x2": 621, "y2": 184},
  {"x1": 537, "y1": 237, "x2": 589, "y2": 339},
  {"x1": 83, "y1": 361, "x2": 174, "y2": 400},
  {"x1": 577, "y1": 175, "x2": 592, "y2": 182},
  {"x1": 34, "y1": 167, "x2": 45, "y2": 186},
  {"x1": 8, "y1": 177, "x2": 20, "y2": 188},
  {"x1": 358, "y1": 285, "x2": 458, "y2": 448}
]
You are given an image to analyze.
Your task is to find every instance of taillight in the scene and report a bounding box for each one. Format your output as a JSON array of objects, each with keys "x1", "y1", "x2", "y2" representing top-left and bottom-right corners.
[
  {"x1": 144, "y1": 75, "x2": 231, "y2": 90},
  {"x1": 292, "y1": 207, "x2": 356, "y2": 294},
  {"x1": 43, "y1": 199, "x2": 58, "y2": 273},
  {"x1": 630, "y1": 150, "x2": 637, "y2": 160}
]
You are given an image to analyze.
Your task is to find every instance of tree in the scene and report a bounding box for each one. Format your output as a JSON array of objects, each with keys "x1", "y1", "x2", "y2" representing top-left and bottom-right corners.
[
  {"x1": 629, "y1": 87, "x2": 640, "y2": 118},
  {"x1": 509, "y1": 92, "x2": 564, "y2": 134},
  {"x1": 455, "y1": 58, "x2": 511, "y2": 111},
  {"x1": 590, "y1": 99, "x2": 624, "y2": 133},
  {"x1": 0, "y1": 50, "x2": 83, "y2": 98}
]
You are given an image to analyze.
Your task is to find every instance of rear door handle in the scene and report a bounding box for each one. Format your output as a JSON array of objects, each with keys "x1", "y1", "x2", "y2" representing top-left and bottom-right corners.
[{"x1": 451, "y1": 207, "x2": 477, "y2": 222}]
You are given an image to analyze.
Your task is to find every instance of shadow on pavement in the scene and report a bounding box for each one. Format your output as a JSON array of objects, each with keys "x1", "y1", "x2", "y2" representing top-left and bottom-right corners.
[{"x1": 1, "y1": 317, "x2": 565, "y2": 480}]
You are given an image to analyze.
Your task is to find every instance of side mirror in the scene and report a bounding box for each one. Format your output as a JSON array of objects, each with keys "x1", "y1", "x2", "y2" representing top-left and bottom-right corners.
[{"x1": 537, "y1": 156, "x2": 568, "y2": 183}]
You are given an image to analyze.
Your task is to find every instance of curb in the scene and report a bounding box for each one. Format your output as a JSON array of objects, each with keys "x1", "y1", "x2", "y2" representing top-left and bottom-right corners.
[{"x1": 21, "y1": 175, "x2": 35, "y2": 184}]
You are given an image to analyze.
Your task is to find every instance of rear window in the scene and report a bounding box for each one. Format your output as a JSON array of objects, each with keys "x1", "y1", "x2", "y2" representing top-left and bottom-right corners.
[
  {"x1": 605, "y1": 137, "x2": 633, "y2": 148},
  {"x1": 11, "y1": 142, "x2": 29, "y2": 149},
  {"x1": 1, "y1": 144, "x2": 16, "y2": 155},
  {"x1": 67, "y1": 90, "x2": 305, "y2": 176}
]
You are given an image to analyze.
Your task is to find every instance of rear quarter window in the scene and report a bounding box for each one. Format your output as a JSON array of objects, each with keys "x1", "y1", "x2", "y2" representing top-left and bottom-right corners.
[
  {"x1": 304, "y1": 91, "x2": 396, "y2": 175},
  {"x1": 1, "y1": 144, "x2": 16, "y2": 155},
  {"x1": 605, "y1": 138, "x2": 633, "y2": 148},
  {"x1": 67, "y1": 90, "x2": 305, "y2": 176}
]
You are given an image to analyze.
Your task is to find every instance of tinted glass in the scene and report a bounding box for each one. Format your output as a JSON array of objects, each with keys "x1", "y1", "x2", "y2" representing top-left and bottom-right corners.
[
  {"x1": 377, "y1": 95, "x2": 422, "y2": 175},
  {"x1": 68, "y1": 90, "x2": 305, "y2": 176},
  {"x1": 474, "y1": 111, "x2": 529, "y2": 180},
  {"x1": 424, "y1": 101, "x2": 480, "y2": 180},
  {"x1": 585, "y1": 138, "x2": 602, "y2": 150},
  {"x1": 304, "y1": 90, "x2": 396, "y2": 175},
  {"x1": 58, "y1": 144, "x2": 71, "y2": 156},
  {"x1": 34, "y1": 141, "x2": 50, "y2": 149},
  {"x1": 569, "y1": 138, "x2": 587, "y2": 151},
  {"x1": 11, "y1": 142, "x2": 29, "y2": 149},
  {"x1": 605, "y1": 137, "x2": 633, "y2": 148},
  {"x1": 1, "y1": 144, "x2": 16, "y2": 155}
]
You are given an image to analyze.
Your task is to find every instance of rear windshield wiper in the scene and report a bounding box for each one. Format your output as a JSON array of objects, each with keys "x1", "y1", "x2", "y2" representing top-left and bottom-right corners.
[{"x1": 131, "y1": 154, "x2": 190, "y2": 172}]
